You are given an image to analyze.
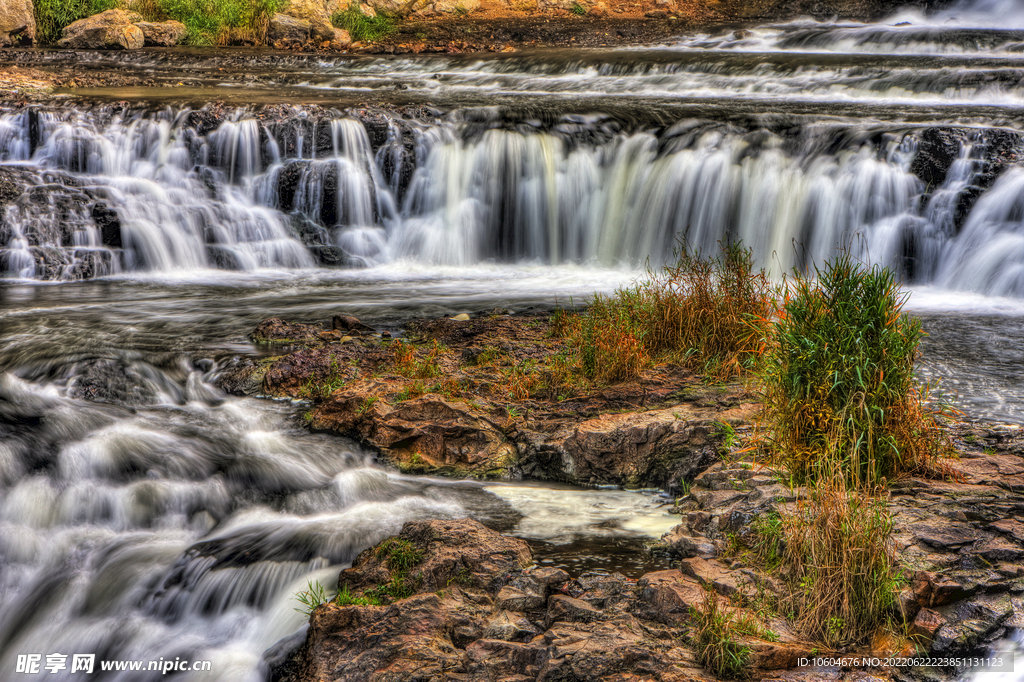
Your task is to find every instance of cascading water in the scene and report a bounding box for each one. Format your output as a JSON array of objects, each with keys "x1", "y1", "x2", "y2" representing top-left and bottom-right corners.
[{"x1": 2, "y1": 103, "x2": 1023, "y2": 295}]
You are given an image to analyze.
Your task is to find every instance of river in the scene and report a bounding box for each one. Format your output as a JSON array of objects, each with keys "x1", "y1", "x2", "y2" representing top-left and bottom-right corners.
[{"x1": 3, "y1": 0, "x2": 1024, "y2": 679}]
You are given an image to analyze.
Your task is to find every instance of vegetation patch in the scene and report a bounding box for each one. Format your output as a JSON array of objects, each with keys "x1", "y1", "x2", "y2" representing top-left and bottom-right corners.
[
  {"x1": 331, "y1": 2, "x2": 398, "y2": 42},
  {"x1": 551, "y1": 242, "x2": 775, "y2": 385},
  {"x1": 365, "y1": 537, "x2": 424, "y2": 603}
]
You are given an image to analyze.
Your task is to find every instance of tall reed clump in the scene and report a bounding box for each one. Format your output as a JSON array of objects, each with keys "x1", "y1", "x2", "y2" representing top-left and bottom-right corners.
[
  {"x1": 551, "y1": 242, "x2": 775, "y2": 386},
  {"x1": 759, "y1": 253, "x2": 946, "y2": 489},
  {"x1": 753, "y1": 484, "x2": 902, "y2": 648}
]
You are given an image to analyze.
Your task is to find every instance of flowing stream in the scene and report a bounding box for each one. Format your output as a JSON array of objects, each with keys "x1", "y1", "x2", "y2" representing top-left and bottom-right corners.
[{"x1": 4, "y1": 0, "x2": 1024, "y2": 679}]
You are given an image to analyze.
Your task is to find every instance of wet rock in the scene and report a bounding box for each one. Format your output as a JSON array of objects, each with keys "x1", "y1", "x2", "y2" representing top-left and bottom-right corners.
[
  {"x1": 134, "y1": 20, "x2": 187, "y2": 46},
  {"x1": 91, "y1": 203, "x2": 121, "y2": 248},
  {"x1": 910, "y1": 127, "x2": 965, "y2": 188},
  {"x1": 250, "y1": 317, "x2": 324, "y2": 344},
  {"x1": 331, "y1": 314, "x2": 375, "y2": 334},
  {"x1": 58, "y1": 10, "x2": 145, "y2": 50},
  {"x1": 338, "y1": 518, "x2": 531, "y2": 594},
  {"x1": 0, "y1": 0, "x2": 34, "y2": 46}
]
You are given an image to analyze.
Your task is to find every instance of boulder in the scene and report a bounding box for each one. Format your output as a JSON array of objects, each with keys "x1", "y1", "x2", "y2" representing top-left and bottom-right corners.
[
  {"x1": 332, "y1": 313, "x2": 374, "y2": 334},
  {"x1": 0, "y1": 0, "x2": 34, "y2": 45},
  {"x1": 330, "y1": 27, "x2": 352, "y2": 48},
  {"x1": 278, "y1": 0, "x2": 335, "y2": 42},
  {"x1": 268, "y1": 13, "x2": 311, "y2": 44},
  {"x1": 58, "y1": 10, "x2": 144, "y2": 50},
  {"x1": 134, "y1": 20, "x2": 187, "y2": 46}
]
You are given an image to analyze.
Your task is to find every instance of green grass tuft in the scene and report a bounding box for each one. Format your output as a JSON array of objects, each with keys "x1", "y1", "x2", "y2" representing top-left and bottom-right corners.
[{"x1": 330, "y1": 2, "x2": 398, "y2": 42}]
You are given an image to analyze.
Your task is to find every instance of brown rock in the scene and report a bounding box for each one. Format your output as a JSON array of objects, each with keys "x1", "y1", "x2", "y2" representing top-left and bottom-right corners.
[
  {"x1": 0, "y1": 0, "x2": 34, "y2": 45},
  {"x1": 313, "y1": 394, "x2": 519, "y2": 477},
  {"x1": 332, "y1": 313, "x2": 374, "y2": 334},
  {"x1": 249, "y1": 317, "x2": 323, "y2": 344},
  {"x1": 546, "y1": 594, "x2": 602, "y2": 626},
  {"x1": 277, "y1": 0, "x2": 335, "y2": 41},
  {"x1": 483, "y1": 610, "x2": 539, "y2": 641},
  {"x1": 637, "y1": 569, "x2": 704, "y2": 623},
  {"x1": 134, "y1": 20, "x2": 186, "y2": 46},
  {"x1": 331, "y1": 27, "x2": 352, "y2": 48},
  {"x1": 911, "y1": 608, "x2": 947, "y2": 641},
  {"x1": 58, "y1": 10, "x2": 144, "y2": 50},
  {"x1": 496, "y1": 585, "x2": 545, "y2": 611},
  {"x1": 268, "y1": 13, "x2": 310, "y2": 44}
]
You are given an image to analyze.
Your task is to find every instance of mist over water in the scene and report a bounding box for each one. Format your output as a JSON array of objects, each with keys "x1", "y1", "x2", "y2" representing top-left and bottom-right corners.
[{"x1": 3, "y1": 0, "x2": 1024, "y2": 679}]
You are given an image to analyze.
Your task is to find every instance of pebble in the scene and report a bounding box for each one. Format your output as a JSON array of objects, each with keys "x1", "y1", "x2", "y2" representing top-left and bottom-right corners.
[{"x1": 452, "y1": 313, "x2": 471, "y2": 321}]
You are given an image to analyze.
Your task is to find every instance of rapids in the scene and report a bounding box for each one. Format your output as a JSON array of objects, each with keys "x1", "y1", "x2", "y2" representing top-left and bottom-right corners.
[{"x1": 3, "y1": 0, "x2": 1024, "y2": 679}]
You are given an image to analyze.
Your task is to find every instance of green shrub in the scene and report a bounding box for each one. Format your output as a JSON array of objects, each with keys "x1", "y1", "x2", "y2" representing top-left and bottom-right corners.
[
  {"x1": 759, "y1": 253, "x2": 946, "y2": 489},
  {"x1": 32, "y1": 0, "x2": 278, "y2": 45},
  {"x1": 331, "y1": 2, "x2": 397, "y2": 42},
  {"x1": 570, "y1": 2, "x2": 586, "y2": 15}
]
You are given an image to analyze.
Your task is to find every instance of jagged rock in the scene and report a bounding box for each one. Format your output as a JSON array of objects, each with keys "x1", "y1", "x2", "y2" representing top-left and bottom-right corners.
[
  {"x1": 134, "y1": 20, "x2": 187, "y2": 46},
  {"x1": 250, "y1": 317, "x2": 324, "y2": 344},
  {"x1": 268, "y1": 13, "x2": 311, "y2": 44},
  {"x1": 496, "y1": 585, "x2": 545, "y2": 611},
  {"x1": 483, "y1": 610, "x2": 539, "y2": 641},
  {"x1": 58, "y1": 10, "x2": 144, "y2": 50},
  {"x1": 546, "y1": 594, "x2": 602, "y2": 626},
  {"x1": 0, "y1": 0, "x2": 34, "y2": 46}
]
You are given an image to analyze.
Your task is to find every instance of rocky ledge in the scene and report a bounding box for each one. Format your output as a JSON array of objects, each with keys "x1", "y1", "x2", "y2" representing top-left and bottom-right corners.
[
  {"x1": 271, "y1": 518, "x2": 806, "y2": 682},
  {"x1": 218, "y1": 311, "x2": 756, "y2": 489}
]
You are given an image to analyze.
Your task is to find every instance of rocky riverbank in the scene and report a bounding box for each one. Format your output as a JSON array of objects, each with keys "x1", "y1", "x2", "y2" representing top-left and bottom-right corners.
[
  {"x1": 272, "y1": 419, "x2": 1024, "y2": 682},
  {"x1": 227, "y1": 311, "x2": 1024, "y2": 682}
]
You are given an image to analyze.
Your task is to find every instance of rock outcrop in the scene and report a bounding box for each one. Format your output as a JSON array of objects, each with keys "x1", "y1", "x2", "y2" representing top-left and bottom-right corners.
[
  {"x1": 222, "y1": 313, "x2": 755, "y2": 487},
  {"x1": 277, "y1": 518, "x2": 802, "y2": 682},
  {"x1": 0, "y1": 0, "x2": 34, "y2": 46},
  {"x1": 656, "y1": 424, "x2": 1024, "y2": 672},
  {"x1": 57, "y1": 9, "x2": 145, "y2": 50}
]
